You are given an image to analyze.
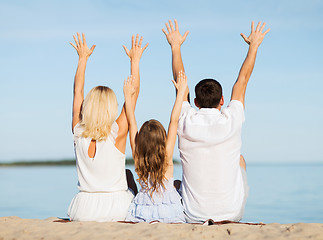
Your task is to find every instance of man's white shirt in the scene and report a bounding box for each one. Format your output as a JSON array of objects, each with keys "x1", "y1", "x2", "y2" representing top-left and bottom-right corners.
[{"x1": 177, "y1": 100, "x2": 247, "y2": 222}]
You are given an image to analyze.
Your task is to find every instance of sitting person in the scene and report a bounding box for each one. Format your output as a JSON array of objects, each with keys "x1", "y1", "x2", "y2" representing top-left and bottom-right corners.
[
  {"x1": 123, "y1": 71, "x2": 188, "y2": 223},
  {"x1": 162, "y1": 20, "x2": 270, "y2": 223},
  {"x1": 68, "y1": 33, "x2": 147, "y2": 222}
]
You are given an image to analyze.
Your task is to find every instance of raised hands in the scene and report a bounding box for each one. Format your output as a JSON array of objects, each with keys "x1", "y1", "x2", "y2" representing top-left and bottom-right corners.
[
  {"x1": 240, "y1": 21, "x2": 270, "y2": 47},
  {"x1": 162, "y1": 19, "x2": 189, "y2": 48},
  {"x1": 123, "y1": 75, "x2": 138, "y2": 155},
  {"x1": 70, "y1": 33, "x2": 96, "y2": 59},
  {"x1": 172, "y1": 71, "x2": 188, "y2": 96},
  {"x1": 123, "y1": 34, "x2": 149, "y2": 62},
  {"x1": 231, "y1": 21, "x2": 270, "y2": 107},
  {"x1": 123, "y1": 75, "x2": 136, "y2": 101}
]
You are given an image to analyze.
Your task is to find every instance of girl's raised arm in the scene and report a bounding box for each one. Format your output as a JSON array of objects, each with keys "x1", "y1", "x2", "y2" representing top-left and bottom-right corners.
[
  {"x1": 70, "y1": 33, "x2": 96, "y2": 132},
  {"x1": 123, "y1": 76, "x2": 138, "y2": 157},
  {"x1": 115, "y1": 35, "x2": 148, "y2": 153},
  {"x1": 165, "y1": 71, "x2": 188, "y2": 179}
]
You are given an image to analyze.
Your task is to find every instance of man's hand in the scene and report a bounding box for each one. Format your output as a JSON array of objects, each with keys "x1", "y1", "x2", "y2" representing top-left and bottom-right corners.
[
  {"x1": 123, "y1": 34, "x2": 148, "y2": 62},
  {"x1": 231, "y1": 21, "x2": 270, "y2": 107},
  {"x1": 70, "y1": 32, "x2": 96, "y2": 59},
  {"x1": 162, "y1": 19, "x2": 189, "y2": 49},
  {"x1": 240, "y1": 21, "x2": 270, "y2": 48}
]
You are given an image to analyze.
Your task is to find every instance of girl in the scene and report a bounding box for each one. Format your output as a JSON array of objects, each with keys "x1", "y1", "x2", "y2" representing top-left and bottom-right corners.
[
  {"x1": 68, "y1": 33, "x2": 148, "y2": 222},
  {"x1": 123, "y1": 71, "x2": 188, "y2": 223}
]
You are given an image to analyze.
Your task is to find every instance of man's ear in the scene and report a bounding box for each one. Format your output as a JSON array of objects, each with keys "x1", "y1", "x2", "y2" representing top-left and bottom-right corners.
[
  {"x1": 219, "y1": 96, "x2": 224, "y2": 106},
  {"x1": 194, "y1": 98, "x2": 200, "y2": 108}
]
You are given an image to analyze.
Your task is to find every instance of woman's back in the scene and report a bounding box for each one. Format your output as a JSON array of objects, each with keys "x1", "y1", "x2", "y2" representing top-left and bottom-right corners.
[{"x1": 74, "y1": 122, "x2": 127, "y2": 192}]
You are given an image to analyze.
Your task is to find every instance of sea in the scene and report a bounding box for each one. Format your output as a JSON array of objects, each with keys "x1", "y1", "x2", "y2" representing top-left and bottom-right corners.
[{"x1": 1, "y1": 163, "x2": 323, "y2": 224}]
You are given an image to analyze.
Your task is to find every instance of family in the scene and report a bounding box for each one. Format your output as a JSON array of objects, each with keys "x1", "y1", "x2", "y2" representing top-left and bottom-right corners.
[{"x1": 67, "y1": 20, "x2": 270, "y2": 223}]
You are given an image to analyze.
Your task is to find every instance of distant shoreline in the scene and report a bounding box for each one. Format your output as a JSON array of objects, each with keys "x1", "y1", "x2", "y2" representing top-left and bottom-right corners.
[
  {"x1": 0, "y1": 158, "x2": 182, "y2": 167},
  {"x1": 0, "y1": 158, "x2": 134, "y2": 166}
]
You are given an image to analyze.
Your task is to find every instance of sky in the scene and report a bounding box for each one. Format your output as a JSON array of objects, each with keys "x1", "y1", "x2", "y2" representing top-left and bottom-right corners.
[{"x1": 0, "y1": 0, "x2": 322, "y2": 163}]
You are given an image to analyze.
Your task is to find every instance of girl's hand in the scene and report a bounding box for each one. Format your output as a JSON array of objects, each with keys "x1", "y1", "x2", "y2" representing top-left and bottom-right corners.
[
  {"x1": 70, "y1": 32, "x2": 96, "y2": 59},
  {"x1": 123, "y1": 75, "x2": 136, "y2": 100},
  {"x1": 123, "y1": 34, "x2": 148, "y2": 62},
  {"x1": 172, "y1": 71, "x2": 188, "y2": 96}
]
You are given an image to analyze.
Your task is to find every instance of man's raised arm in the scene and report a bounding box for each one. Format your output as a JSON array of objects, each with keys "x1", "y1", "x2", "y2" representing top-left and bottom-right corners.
[
  {"x1": 231, "y1": 21, "x2": 270, "y2": 107},
  {"x1": 162, "y1": 19, "x2": 189, "y2": 101}
]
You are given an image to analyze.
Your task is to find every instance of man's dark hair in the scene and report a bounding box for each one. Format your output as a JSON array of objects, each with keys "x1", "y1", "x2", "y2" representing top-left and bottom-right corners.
[{"x1": 195, "y1": 79, "x2": 222, "y2": 108}]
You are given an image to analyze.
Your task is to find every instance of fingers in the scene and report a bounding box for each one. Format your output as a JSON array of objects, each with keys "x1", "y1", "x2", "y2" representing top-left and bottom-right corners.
[
  {"x1": 260, "y1": 22, "x2": 266, "y2": 32},
  {"x1": 139, "y1": 36, "x2": 143, "y2": 47},
  {"x1": 142, "y1": 43, "x2": 149, "y2": 51},
  {"x1": 82, "y1": 33, "x2": 86, "y2": 45},
  {"x1": 240, "y1": 33, "x2": 249, "y2": 42},
  {"x1": 90, "y1": 45, "x2": 96, "y2": 52},
  {"x1": 124, "y1": 75, "x2": 135, "y2": 91},
  {"x1": 73, "y1": 35, "x2": 79, "y2": 47},
  {"x1": 124, "y1": 76, "x2": 131, "y2": 86},
  {"x1": 162, "y1": 28, "x2": 168, "y2": 36},
  {"x1": 77, "y1": 32, "x2": 82, "y2": 45},
  {"x1": 177, "y1": 70, "x2": 186, "y2": 82},
  {"x1": 183, "y1": 31, "x2": 189, "y2": 40},
  {"x1": 165, "y1": 22, "x2": 171, "y2": 33},
  {"x1": 69, "y1": 42, "x2": 77, "y2": 50},
  {"x1": 175, "y1": 71, "x2": 188, "y2": 92},
  {"x1": 169, "y1": 20, "x2": 175, "y2": 31},
  {"x1": 256, "y1": 21, "x2": 261, "y2": 32},
  {"x1": 135, "y1": 34, "x2": 139, "y2": 46},
  {"x1": 174, "y1": 19, "x2": 178, "y2": 31},
  {"x1": 171, "y1": 79, "x2": 178, "y2": 89},
  {"x1": 123, "y1": 45, "x2": 130, "y2": 56},
  {"x1": 125, "y1": 34, "x2": 147, "y2": 56},
  {"x1": 251, "y1": 21, "x2": 255, "y2": 32},
  {"x1": 264, "y1": 28, "x2": 271, "y2": 35}
]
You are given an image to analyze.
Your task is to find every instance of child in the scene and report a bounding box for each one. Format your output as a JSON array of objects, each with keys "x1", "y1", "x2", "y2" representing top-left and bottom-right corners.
[
  {"x1": 123, "y1": 71, "x2": 188, "y2": 223},
  {"x1": 68, "y1": 33, "x2": 148, "y2": 222}
]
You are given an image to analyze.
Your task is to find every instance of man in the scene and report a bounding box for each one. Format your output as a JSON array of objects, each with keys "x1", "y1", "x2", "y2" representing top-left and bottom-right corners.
[{"x1": 162, "y1": 20, "x2": 270, "y2": 223}]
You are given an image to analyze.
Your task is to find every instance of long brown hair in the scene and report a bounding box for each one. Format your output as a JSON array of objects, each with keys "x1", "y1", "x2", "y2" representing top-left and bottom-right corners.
[{"x1": 134, "y1": 119, "x2": 167, "y2": 196}]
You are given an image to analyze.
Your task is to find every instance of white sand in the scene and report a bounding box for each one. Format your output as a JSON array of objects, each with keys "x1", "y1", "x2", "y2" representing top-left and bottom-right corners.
[{"x1": 0, "y1": 216, "x2": 323, "y2": 240}]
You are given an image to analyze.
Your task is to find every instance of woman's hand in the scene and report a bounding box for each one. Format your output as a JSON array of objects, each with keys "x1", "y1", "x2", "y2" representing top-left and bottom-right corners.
[{"x1": 70, "y1": 32, "x2": 96, "y2": 59}]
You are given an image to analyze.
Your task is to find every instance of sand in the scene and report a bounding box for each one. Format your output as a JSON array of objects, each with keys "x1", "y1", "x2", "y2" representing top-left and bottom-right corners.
[{"x1": 0, "y1": 216, "x2": 322, "y2": 240}]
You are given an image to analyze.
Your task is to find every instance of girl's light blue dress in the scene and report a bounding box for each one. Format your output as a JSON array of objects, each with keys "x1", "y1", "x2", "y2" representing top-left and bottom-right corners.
[{"x1": 126, "y1": 177, "x2": 185, "y2": 223}]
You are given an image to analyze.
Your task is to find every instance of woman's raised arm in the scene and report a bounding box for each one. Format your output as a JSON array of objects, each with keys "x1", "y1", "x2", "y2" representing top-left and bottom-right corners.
[{"x1": 70, "y1": 33, "x2": 96, "y2": 132}]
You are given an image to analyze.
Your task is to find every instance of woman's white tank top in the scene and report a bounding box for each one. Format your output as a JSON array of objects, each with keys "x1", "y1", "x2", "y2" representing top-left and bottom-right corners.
[{"x1": 73, "y1": 122, "x2": 127, "y2": 192}]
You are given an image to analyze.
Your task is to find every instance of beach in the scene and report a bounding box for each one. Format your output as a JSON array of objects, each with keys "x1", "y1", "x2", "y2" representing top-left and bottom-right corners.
[{"x1": 1, "y1": 217, "x2": 323, "y2": 240}]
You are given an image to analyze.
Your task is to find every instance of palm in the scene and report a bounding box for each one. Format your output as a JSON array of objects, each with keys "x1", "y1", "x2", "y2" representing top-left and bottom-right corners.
[
  {"x1": 70, "y1": 32, "x2": 95, "y2": 58},
  {"x1": 167, "y1": 31, "x2": 184, "y2": 46},
  {"x1": 123, "y1": 34, "x2": 148, "y2": 61},
  {"x1": 162, "y1": 19, "x2": 189, "y2": 47},
  {"x1": 240, "y1": 21, "x2": 270, "y2": 47}
]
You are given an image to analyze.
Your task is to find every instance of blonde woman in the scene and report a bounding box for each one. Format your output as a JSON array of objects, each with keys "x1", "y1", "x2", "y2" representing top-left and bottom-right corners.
[{"x1": 68, "y1": 33, "x2": 148, "y2": 222}]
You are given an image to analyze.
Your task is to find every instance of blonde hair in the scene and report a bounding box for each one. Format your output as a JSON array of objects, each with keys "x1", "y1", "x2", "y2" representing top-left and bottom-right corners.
[
  {"x1": 134, "y1": 120, "x2": 168, "y2": 196},
  {"x1": 80, "y1": 86, "x2": 118, "y2": 141}
]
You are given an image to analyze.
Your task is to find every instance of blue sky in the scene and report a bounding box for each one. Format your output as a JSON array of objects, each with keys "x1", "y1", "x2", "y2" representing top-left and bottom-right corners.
[{"x1": 1, "y1": 0, "x2": 322, "y2": 163}]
